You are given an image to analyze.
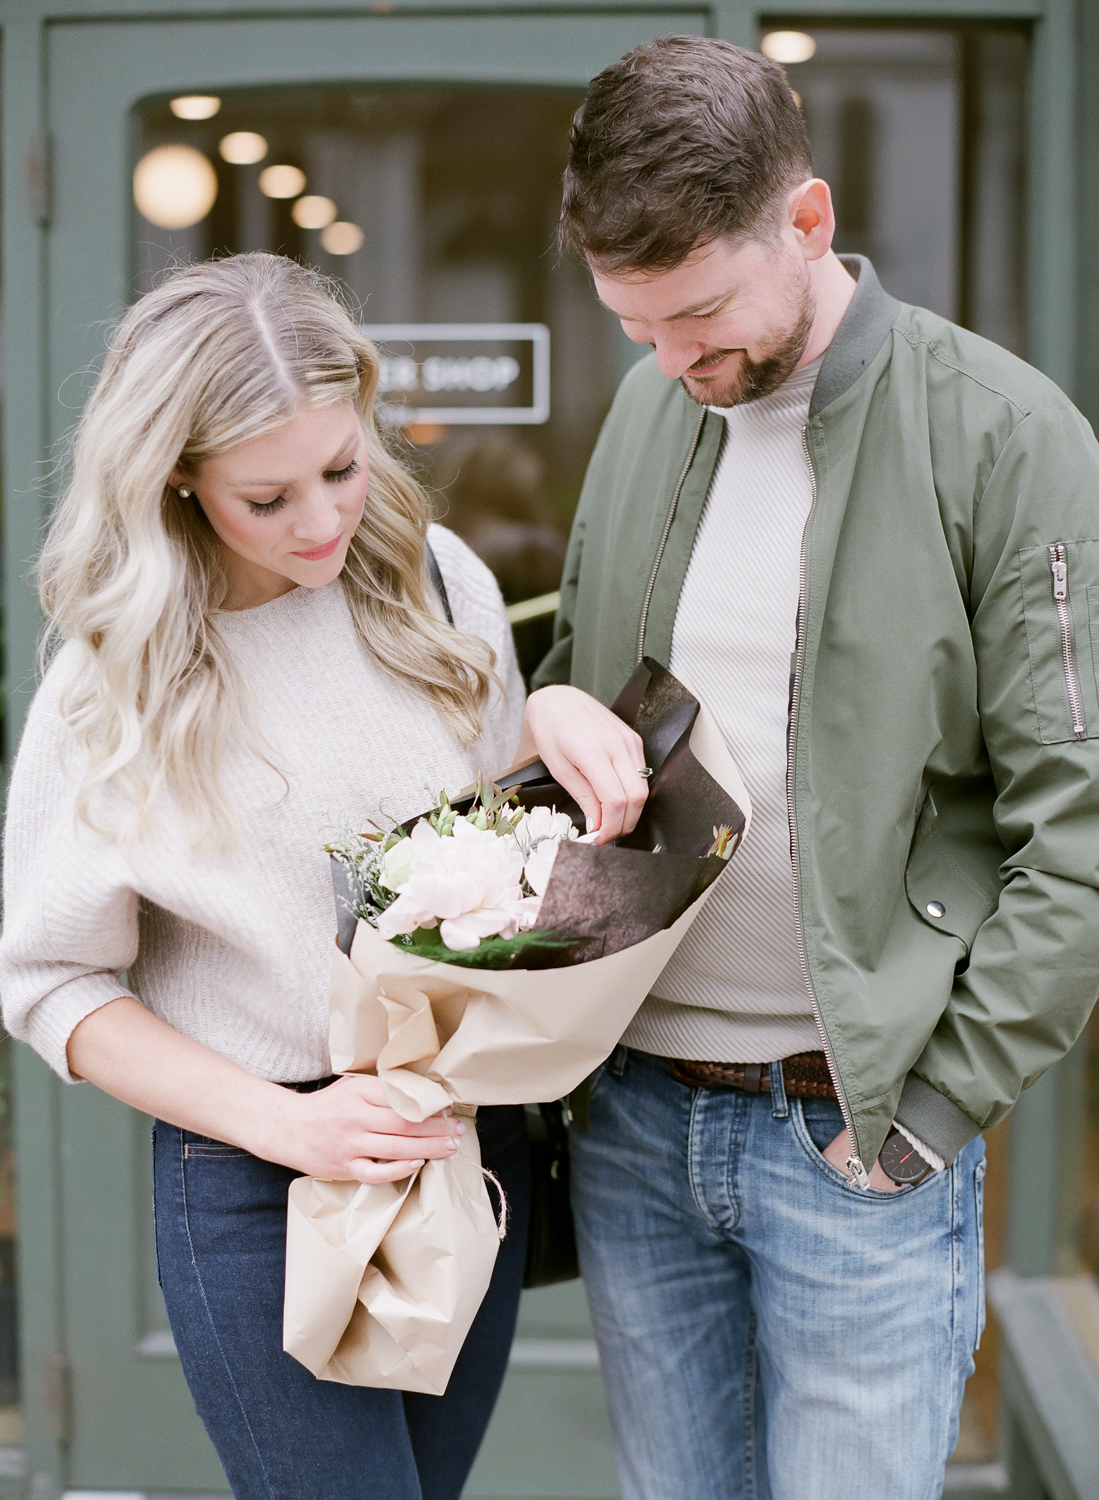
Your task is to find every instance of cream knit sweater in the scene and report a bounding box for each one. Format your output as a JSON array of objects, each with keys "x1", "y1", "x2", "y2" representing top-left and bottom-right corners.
[{"x1": 0, "y1": 526, "x2": 525, "y2": 1083}]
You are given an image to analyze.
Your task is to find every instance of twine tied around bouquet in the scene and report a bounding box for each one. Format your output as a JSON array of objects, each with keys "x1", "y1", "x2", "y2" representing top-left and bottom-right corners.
[{"x1": 445, "y1": 1105, "x2": 508, "y2": 1242}]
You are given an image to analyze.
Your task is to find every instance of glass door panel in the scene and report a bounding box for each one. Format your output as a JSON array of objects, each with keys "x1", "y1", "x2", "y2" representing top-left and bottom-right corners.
[
  {"x1": 768, "y1": 22, "x2": 1027, "y2": 351},
  {"x1": 135, "y1": 85, "x2": 622, "y2": 678}
]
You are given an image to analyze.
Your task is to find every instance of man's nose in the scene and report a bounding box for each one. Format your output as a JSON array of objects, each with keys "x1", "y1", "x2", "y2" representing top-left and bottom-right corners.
[{"x1": 651, "y1": 336, "x2": 707, "y2": 381}]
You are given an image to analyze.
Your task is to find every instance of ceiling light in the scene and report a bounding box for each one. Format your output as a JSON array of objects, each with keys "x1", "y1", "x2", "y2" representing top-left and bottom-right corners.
[
  {"x1": 170, "y1": 95, "x2": 221, "y2": 120},
  {"x1": 761, "y1": 30, "x2": 817, "y2": 64},
  {"x1": 133, "y1": 144, "x2": 218, "y2": 230},
  {"x1": 321, "y1": 221, "x2": 365, "y2": 255},
  {"x1": 219, "y1": 131, "x2": 268, "y2": 165},
  {"x1": 292, "y1": 195, "x2": 338, "y2": 230},
  {"x1": 259, "y1": 164, "x2": 306, "y2": 199}
]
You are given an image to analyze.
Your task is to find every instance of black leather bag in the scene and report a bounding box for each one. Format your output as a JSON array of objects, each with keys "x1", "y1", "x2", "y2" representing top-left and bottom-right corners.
[{"x1": 523, "y1": 1101, "x2": 579, "y2": 1288}]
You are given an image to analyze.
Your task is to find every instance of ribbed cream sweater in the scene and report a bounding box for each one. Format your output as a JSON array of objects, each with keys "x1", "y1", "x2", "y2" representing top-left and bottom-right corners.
[
  {"x1": 0, "y1": 526, "x2": 524, "y2": 1083},
  {"x1": 625, "y1": 360, "x2": 824, "y2": 1065}
]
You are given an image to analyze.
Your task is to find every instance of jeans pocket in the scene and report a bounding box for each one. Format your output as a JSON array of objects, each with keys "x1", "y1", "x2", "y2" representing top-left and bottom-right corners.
[
  {"x1": 791, "y1": 1101, "x2": 918, "y2": 1201},
  {"x1": 974, "y1": 1157, "x2": 987, "y2": 1351},
  {"x1": 183, "y1": 1139, "x2": 250, "y2": 1160}
]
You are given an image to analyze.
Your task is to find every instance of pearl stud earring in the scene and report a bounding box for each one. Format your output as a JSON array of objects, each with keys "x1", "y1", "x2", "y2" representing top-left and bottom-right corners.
[{"x1": 178, "y1": 486, "x2": 191, "y2": 498}]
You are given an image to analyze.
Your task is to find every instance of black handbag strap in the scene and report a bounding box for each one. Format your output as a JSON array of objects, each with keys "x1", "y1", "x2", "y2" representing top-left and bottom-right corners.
[{"x1": 425, "y1": 539, "x2": 454, "y2": 626}]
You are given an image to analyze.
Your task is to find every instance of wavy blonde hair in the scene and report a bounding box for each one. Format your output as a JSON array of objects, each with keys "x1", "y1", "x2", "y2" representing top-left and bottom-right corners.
[{"x1": 39, "y1": 253, "x2": 496, "y2": 846}]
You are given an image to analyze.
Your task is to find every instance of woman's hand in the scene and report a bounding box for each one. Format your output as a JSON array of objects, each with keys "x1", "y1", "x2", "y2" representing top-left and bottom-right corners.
[
  {"x1": 265, "y1": 1073, "x2": 461, "y2": 1184},
  {"x1": 519, "y1": 685, "x2": 649, "y2": 843},
  {"x1": 67, "y1": 997, "x2": 458, "y2": 1184}
]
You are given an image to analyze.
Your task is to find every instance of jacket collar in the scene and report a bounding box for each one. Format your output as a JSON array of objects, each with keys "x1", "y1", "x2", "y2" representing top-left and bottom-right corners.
[{"x1": 809, "y1": 256, "x2": 900, "y2": 419}]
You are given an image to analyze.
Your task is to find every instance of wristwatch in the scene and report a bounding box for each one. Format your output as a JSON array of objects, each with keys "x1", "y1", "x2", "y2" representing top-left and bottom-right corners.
[{"x1": 879, "y1": 1128, "x2": 934, "y2": 1186}]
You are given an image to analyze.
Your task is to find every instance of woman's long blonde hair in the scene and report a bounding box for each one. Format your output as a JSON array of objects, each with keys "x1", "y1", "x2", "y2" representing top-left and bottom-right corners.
[{"x1": 39, "y1": 254, "x2": 496, "y2": 846}]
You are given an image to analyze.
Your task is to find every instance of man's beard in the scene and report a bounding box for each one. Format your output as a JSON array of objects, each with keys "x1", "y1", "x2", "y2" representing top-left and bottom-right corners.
[{"x1": 680, "y1": 281, "x2": 816, "y2": 410}]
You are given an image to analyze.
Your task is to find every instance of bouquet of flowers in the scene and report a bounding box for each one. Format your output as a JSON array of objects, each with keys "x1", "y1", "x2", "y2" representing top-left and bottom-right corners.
[{"x1": 283, "y1": 660, "x2": 751, "y2": 1395}]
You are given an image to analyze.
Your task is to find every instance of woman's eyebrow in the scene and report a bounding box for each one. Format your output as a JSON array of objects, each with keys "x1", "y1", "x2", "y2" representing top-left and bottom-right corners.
[
  {"x1": 322, "y1": 438, "x2": 359, "y2": 468},
  {"x1": 233, "y1": 436, "x2": 360, "y2": 489}
]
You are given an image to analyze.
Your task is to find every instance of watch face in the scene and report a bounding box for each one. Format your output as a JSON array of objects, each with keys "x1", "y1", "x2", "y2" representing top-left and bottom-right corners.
[{"x1": 880, "y1": 1130, "x2": 932, "y2": 1185}]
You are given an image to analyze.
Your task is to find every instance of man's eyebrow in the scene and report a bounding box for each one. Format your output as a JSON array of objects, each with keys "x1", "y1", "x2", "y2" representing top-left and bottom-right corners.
[{"x1": 596, "y1": 288, "x2": 736, "y2": 322}]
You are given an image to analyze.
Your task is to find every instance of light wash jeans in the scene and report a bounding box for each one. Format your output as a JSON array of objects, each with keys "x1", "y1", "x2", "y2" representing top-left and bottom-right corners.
[{"x1": 570, "y1": 1046, "x2": 986, "y2": 1500}]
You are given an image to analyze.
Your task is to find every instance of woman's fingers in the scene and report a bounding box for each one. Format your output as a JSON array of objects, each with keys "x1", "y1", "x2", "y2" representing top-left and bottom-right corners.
[
  {"x1": 534, "y1": 746, "x2": 602, "y2": 834},
  {"x1": 351, "y1": 1156, "x2": 427, "y2": 1184},
  {"x1": 352, "y1": 1129, "x2": 461, "y2": 1161},
  {"x1": 523, "y1": 686, "x2": 650, "y2": 842}
]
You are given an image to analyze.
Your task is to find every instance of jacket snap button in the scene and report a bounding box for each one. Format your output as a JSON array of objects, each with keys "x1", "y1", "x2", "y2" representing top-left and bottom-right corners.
[{"x1": 926, "y1": 900, "x2": 946, "y2": 919}]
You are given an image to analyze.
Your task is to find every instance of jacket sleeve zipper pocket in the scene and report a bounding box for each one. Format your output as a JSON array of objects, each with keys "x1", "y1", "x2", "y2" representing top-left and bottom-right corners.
[{"x1": 1049, "y1": 543, "x2": 1087, "y2": 738}]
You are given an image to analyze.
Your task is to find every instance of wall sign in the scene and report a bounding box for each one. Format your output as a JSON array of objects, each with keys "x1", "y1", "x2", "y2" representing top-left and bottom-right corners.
[{"x1": 363, "y1": 323, "x2": 550, "y2": 425}]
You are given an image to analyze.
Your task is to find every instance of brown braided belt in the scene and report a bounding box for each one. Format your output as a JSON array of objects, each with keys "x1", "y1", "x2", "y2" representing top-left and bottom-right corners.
[{"x1": 669, "y1": 1050, "x2": 838, "y2": 1101}]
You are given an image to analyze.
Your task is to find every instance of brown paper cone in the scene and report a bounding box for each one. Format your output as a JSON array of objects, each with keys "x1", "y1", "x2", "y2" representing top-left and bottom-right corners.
[{"x1": 284, "y1": 700, "x2": 750, "y2": 1392}]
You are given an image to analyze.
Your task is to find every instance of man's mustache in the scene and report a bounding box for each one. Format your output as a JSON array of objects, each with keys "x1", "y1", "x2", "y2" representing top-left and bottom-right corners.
[{"x1": 687, "y1": 349, "x2": 742, "y2": 375}]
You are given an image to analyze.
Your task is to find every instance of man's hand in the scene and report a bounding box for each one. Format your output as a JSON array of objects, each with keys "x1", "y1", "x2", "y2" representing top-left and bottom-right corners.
[
  {"x1": 822, "y1": 1127, "x2": 903, "y2": 1192},
  {"x1": 519, "y1": 685, "x2": 649, "y2": 844}
]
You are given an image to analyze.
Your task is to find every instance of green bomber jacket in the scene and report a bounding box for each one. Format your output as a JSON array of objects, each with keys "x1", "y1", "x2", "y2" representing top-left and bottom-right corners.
[{"x1": 532, "y1": 257, "x2": 1099, "y2": 1178}]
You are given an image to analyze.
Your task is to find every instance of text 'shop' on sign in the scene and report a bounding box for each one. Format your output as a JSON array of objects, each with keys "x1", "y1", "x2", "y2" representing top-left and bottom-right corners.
[{"x1": 362, "y1": 324, "x2": 550, "y2": 426}]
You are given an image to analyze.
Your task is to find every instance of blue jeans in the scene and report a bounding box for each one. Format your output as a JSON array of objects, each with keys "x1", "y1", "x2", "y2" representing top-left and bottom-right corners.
[
  {"x1": 153, "y1": 1102, "x2": 530, "y2": 1500},
  {"x1": 570, "y1": 1047, "x2": 985, "y2": 1500}
]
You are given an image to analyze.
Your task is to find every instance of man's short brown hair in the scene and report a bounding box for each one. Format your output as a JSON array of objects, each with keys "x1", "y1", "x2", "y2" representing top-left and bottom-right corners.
[{"x1": 560, "y1": 35, "x2": 814, "y2": 272}]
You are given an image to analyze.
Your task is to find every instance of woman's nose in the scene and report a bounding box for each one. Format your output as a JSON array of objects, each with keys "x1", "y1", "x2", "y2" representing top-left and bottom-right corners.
[{"x1": 292, "y1": 486, "x2": 342, "y2": 540}]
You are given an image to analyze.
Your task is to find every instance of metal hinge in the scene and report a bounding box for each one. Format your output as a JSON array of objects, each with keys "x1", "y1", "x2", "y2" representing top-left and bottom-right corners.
[{"x1": 26, "y1": 134, "x2": 52, "y2": 228}]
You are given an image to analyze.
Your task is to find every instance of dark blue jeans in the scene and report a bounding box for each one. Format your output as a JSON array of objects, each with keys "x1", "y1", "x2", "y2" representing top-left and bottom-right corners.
[{"x1": 153, "y1": 1102, "x2": 530, "y2": 1500}]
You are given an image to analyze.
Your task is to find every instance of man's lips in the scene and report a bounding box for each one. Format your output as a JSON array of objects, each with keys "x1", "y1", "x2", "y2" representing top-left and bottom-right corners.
[{"x1": 291, "y1": 534, "x2": 343, "y2": 561}]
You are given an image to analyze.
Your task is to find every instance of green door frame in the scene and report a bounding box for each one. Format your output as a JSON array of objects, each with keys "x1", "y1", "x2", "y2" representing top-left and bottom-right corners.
[{"x1": 0, "y1": 0, "x2": 1092, "y2": 1493}]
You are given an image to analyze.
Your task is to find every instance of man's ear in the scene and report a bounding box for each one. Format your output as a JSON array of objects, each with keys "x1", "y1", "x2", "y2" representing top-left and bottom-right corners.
[{"x1": 787, "y1": 178, "x2": 836, "y2": 262}]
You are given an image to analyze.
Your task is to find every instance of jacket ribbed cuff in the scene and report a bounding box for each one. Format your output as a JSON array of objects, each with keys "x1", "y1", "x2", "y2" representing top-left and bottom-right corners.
[{"x1": 893, "y1": 1073, "x2": 981, "y2": 1166}]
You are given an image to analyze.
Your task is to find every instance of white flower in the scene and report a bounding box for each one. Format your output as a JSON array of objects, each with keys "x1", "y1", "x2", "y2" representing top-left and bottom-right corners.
[
  {"x1": 377, "y1": 817, "x2": 541, "y2": 951},
  {"x1": 379, "y1": 836, "x2": 416, "y2": 892},
  {"x1": 514, "y1": 806, "x2": 580, "y2": 853},
  {"x1": 513, "y1": 805, "x2": 595, "y2": 896}
]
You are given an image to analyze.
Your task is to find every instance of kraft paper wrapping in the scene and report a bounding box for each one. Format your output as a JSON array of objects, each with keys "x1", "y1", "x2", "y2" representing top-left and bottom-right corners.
[{"x1": 284, "y1": 689, "x2": 751, "y2": 1395}]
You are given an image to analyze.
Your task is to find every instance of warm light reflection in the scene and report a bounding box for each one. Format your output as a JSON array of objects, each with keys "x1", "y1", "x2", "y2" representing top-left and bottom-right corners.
[
  {"x1": 321, "y1": 221, "x2": 365, "y2": 255},
  {"x1": 403, "y1": 422, "x2": 448, "y2": 446},
  {"x1": 292, "y1": 195, "x2": 338, "y2": 229},
  {"x1": 170, "y1": 95, "x2": 221, "y2": 120},
  {"x1": 259, "y1": 164, "x2": 306, "y2": 199},
  {"x1": 219, "y1": 131, "x2": 268, "y2": 165},
  {"x1": 761, "y1": 30, "x2": 817, "y2": 63},
  {"x1": 133, "y1": 145, "x2": 218, "y2": 229}
]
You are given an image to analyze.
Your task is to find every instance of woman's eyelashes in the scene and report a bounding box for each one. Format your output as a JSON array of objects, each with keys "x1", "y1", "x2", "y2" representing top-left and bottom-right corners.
[
  {"x1": 245, "y1": 460, "x2": 361, "y2": 516},
  {"x1": 247, "y1": 494, "x2": 288, "y2": 517},
  {"x1": 324, "y1": 458, "x2": 362, "y2": 483}
]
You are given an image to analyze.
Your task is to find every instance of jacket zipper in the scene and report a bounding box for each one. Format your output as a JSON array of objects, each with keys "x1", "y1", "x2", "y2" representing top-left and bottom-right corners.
[
  {"x1": 791, "y1": 427, "x2": 871, "y2": 1189},
  {"x1": 1049, "y1": 543, "x2": 1086, "y2": 738},
  {"x1": 635, "y1": 408, "x2": 708, "y2": 664}
]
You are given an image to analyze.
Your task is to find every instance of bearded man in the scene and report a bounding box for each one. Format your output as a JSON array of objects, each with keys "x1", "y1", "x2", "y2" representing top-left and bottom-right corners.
[{"x1": 522, "y1": 33, "x2": 1099, "y2": 1500}]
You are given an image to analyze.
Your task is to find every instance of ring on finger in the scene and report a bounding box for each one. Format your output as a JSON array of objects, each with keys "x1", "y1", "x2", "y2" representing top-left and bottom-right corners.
[{"x1": 636, "y1": 766, "x2": 654, "y2": 778}]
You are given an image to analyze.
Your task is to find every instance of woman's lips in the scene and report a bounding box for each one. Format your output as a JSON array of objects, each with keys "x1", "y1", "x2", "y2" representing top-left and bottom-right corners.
[{"x1": 291, "y1": 534, "x2": 343, "y2": 562}]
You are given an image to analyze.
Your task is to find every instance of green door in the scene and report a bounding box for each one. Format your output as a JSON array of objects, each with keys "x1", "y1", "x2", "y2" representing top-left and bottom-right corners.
[
  {"x1": 3, "y1": 1, "x2": 1083, "y2": 1496},
  {"x1": 14, "y1": 9, "x2": 708, "y2": 1494}
]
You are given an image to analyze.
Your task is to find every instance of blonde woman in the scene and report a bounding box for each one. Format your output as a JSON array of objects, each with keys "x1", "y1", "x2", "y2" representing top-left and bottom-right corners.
[{"x1": 0, "y1": 253, "x2": 647, "y2": 1498}]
